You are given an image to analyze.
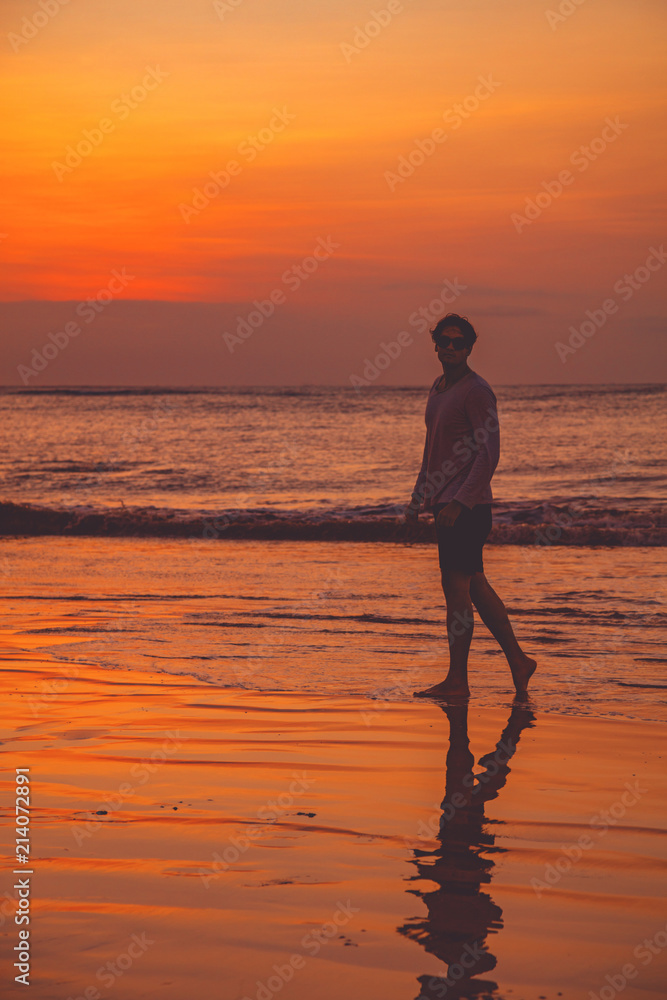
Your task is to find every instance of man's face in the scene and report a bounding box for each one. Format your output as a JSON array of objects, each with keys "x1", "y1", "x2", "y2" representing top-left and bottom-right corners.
[{"x1": 434, "y1": 325, "x2": 471, "y2": 365}]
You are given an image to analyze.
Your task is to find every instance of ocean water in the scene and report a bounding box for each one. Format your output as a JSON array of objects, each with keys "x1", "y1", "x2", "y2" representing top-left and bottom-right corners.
[
  {"x1": 2, "y1": 384, "x2": 665, "y2": 722},
  {"x1": 1, "y1": 383, "x2": 665, "y2": 545}
]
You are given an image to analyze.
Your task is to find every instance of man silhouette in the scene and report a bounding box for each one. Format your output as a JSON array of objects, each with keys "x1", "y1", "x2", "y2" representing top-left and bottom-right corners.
[{"x1": 404, "y1": 314, "x2": 536, "y2": 700}]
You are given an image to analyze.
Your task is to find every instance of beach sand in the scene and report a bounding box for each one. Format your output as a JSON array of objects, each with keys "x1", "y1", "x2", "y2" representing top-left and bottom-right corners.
[{"x1": 1, "y1": 619, "x2": 666, "y2": 1000}]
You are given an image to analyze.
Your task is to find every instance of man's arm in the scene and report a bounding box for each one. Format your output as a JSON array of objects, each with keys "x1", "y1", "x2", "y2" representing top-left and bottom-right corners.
[
  {"x1": 451, "y1": 386, "x2": 500, "y2": 509},
  {"x1": 406, "y1": 377, "x2": 442, "y2": 517},
  {"x1": 407, "y1": 432, "x2": 429, "y2": 513}
]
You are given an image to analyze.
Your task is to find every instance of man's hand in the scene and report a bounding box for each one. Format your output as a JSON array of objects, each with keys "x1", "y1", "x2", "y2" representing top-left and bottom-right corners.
[{"x1": 435, "y1": 499, "x2": 464, "y2": 527}]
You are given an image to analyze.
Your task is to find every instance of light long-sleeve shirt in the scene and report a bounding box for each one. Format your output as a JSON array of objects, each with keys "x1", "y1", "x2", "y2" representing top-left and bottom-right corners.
[{"x1": 412, "y1": 370, "x2": 500, "y2": 512}]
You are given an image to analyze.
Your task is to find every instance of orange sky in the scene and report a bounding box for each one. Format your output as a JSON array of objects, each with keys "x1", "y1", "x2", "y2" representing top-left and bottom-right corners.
[{"x1": 1, "y1": 0, "x2": 665, "y2": 383}]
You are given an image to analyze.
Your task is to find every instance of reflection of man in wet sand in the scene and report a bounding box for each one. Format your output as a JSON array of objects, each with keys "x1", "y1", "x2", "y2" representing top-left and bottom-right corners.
[
  {"x1": 404, "y1": 314, "x2": 536, "y2": 700},
  {"x1": 398, "y1": 703, "x2": 536, "y2": 1000}
]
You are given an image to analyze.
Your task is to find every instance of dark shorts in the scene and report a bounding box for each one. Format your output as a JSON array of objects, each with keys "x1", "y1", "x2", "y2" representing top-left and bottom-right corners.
[{"x1": 432, "y1": 502, "x2": 493, "y2": 575}]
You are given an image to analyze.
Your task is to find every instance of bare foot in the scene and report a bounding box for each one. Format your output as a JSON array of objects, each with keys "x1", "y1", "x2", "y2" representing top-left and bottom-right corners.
[
  {"x1": 509, "y1": 655, "x2": 537, "y2": 700},
  {"x1": 414, "y1": 679, "x2": 470, "y2": 700}
]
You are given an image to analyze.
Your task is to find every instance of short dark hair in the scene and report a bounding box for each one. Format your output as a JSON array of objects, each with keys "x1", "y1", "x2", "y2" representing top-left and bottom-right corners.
[{"x1": 430, "y1": 313, "x2": 478, "y2": 348}]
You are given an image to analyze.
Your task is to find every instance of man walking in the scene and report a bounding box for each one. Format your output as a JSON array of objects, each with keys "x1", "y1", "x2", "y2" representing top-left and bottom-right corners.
[{"x1": 405, "y1": 314, "x2": 536, "y2": 700}]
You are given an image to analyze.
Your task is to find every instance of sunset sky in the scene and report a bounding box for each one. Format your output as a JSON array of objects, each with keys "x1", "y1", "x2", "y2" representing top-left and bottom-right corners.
[{"x1": 1, "y1": 0, "x2": 665, "y2": 384}]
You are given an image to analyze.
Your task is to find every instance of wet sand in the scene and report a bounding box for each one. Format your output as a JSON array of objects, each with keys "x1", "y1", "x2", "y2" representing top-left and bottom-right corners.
[
  {"x1": 1, "y1": 629, "x2": 666, "y2": 1000},
  {"x1": 2, "y1": 535, "x2": 666, "y2": 722}
]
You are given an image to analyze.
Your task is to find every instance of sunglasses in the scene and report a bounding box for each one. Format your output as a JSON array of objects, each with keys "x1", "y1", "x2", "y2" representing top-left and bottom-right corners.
[{"x1": 434, "y1": 334, "x2": 467, "y2": 350}]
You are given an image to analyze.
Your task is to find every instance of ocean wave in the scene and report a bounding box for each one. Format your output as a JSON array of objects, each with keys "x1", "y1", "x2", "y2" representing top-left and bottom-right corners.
[
  {"x1": 34, "y1": 461, "x2": 141, "y2": 473},
  {"x1": 0, "y1": 499, "x2": 664, "y2": 546}
]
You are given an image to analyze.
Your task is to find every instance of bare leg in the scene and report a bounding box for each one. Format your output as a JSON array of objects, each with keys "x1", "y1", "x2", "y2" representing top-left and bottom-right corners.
[
  {"x1": 415, "y1": 569, "x2": 474, "y2": 699},
  {"x1": 469, "y1": 571, "x2": 536, "y2": 699}
]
